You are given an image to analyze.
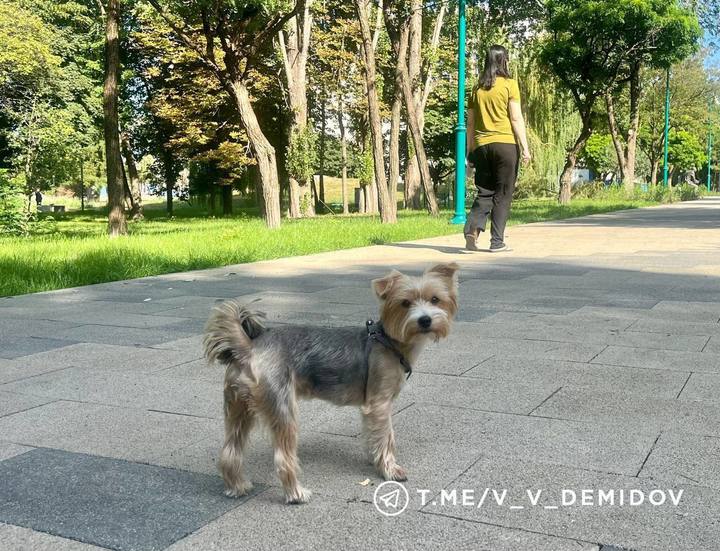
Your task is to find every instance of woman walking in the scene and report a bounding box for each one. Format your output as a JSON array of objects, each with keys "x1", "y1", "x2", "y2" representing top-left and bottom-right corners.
[{"x1": 465, "y1": 45, "x2": 531, "y2": 252}]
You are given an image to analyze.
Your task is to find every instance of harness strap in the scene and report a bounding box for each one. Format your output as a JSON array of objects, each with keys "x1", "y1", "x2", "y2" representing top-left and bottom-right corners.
[{"x1": 365, "y1": 320, "x2": 413, "y2": 379}]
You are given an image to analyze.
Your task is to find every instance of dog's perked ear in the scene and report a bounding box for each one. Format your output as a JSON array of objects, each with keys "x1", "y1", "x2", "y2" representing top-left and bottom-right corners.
[
  {"x1": 372, "y1": 269, "x2": 404, "y2": 299},
  {"x1": 425, "y1": 262, "x2": 460, "y2": 282}
]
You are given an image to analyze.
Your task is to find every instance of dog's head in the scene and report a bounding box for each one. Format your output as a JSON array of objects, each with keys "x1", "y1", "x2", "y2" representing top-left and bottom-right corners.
[{"x1": 372, "y1": 262, "x2": 459, "y2": 344}]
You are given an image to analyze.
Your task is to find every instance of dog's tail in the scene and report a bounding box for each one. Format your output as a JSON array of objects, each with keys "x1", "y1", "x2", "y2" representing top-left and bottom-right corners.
[{"x1": 203, "y1": 299, "x2": 267, "y2": 369}]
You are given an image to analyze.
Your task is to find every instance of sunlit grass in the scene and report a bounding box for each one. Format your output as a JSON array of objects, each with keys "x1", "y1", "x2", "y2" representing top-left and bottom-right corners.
[{"x1": 1, "y1": 197, "x2": 658, "y2": 297}]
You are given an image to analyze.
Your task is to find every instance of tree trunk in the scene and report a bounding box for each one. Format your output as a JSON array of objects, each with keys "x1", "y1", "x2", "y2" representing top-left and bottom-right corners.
[
  {"x1": 222, "y1": 184, "x2": 232, "y2": 215},
  {"x1": 209, "y1": 184, "x2": 216, "y2": 214},
  {"x1": 121, "y1": 133, "x2": 143, "y2": 219},
  {"x1": 228, "y1": 80, "x2": 281, "y2": 228},
  {"x1": 103, "y1": 0, "x2": 127, "y2": 237},
  {"x1": 319, "y1": 93, "x2": 326, "y2": 211},
  {"x1": 650, "y1": 158, "x2": 660, "y2": 187},
  {"x1": 404, "y1": 0, "x2": 422, "y2": 208},
  {"x1": 338, "y1": 100, "x2": 349, "y2": 215},
  {"x1": 355, "y1": 0, "x2": 395, "y2": 223},
  {"x1": 624, "y1": 64, "x2": 642, "y2": 191},
  {"x1": 387, "y1": 29, "x2": 407, "y2": 202},
  {"x1": 279, "y1": 0, "x2": 314, "y2": 219},
  {"x1": 604, "y1": 92, "x2": 627, "y2": 182},
  {"x1": 559, "y1": 118, "x2": 593, "y2": 205}
]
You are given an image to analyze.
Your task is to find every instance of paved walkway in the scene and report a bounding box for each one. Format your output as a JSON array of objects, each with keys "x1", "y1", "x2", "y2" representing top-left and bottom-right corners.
[{"x1": 2, "y1": 198, "x2": 720, "y2": 551}]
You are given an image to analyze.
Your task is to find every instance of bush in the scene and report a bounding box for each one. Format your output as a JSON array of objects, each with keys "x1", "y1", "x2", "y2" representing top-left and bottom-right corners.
[{"x1": 0, "y1": 171, "x2": 30, "y2": 236}]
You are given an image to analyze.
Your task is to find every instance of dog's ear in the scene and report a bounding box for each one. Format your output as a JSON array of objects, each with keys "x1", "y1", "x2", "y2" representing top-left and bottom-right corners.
[
  {"x1": 425, "y1": 262, "x2": 460, "y2": 281},
  {"x1": 372, "y1": 269, "x2": 404, "y2": 300}
]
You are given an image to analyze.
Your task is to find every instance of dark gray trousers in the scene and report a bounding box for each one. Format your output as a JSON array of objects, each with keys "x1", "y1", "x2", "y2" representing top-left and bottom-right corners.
[{"x1": 464, "y1": 143, "x2": 519, "y2": 247}]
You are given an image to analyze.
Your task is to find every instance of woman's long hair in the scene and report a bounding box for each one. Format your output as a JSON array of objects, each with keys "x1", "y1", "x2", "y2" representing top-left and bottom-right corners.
[{"x1": 478, "y1": 45, "x2": 511, "y2": 90}]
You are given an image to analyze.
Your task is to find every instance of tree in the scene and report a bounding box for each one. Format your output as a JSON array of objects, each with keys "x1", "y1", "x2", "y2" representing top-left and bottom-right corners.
[
  {"x1": 669, "y1": 129, "x2": 705, "y2": 176},
  {"x1": 147, "y1": 0, "x2": 298, "y2": 229},
  {"x1": 382, "y1": 0, "x2": 439, "y2": 215},
  {"x1": 354, "y1": 0, "x2": 395, "y2": 223},
  {"x1": 602, "y1": 0, "x2": 700, "y2": 190},
  {"x1": 582, "y1": 133, "x2": 618, "y2": 176},
  {"x1": 278, "y1": 0, "x2": 315, "y2": 217},
  {"x1": 540, "y1": 0, "x2": 671, "y2": 203},
  {"x1": 104, "y1": 0, "x2": 128, "y2": 236}
]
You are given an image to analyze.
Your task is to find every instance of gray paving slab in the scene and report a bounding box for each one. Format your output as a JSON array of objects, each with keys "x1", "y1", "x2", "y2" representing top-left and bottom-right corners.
[
  {"x1": 590, "y1": 345, "x2": 720, "y2": 373},
  {"x1": 676, "y1": 372, "x2": 720, "y2": 402},
  {"x1": 638, "y1": 432, "x2": 720, "y2": 489},
  {"x1": 0, "y1": 391, "x2": 54, "y2": 419},
  {"x1": 464, "y1": 357, "x2": 689, "y2": 400},
  {"x1": 0, "y1": 442, "x2": 34, "y2": 462},
  {"x1": 0, "y1": 401, "x2": 216, "y2": 464},
  {"x1": 39, "y1": 310, "x2": 197, "y2": 329},
  {"x1": 1, "y1": 367, "x2": 222, "y2": 419},
  {"x1": 532, "y1": 387, "x2": 720, "y2": 436},
  {"x1": 436, "y1": 455, "x2": 720, "y2": 551},
  {"x1": 0, "y1": 337, "x2": 78, "y2": 360},
  {"x1": 569, "y1": 305, "x2": 720, "y2": 324},
  {"x1": 164, "y1": 490, "x2": 599, "y2": 551},
  {"x1": 47, "y1": 322, "x2": 202, "y2": 346},
  {"x1": 7, "y1": 343, "x2": 199, "y2": 380},
  {"x1": 703, "y1": 335, "x2": 720, "y2": 354},
  {"x1": 627, "y1": 318, "x2": 720, "y2": 337},
  {"x1": 393, "y1": 404, "x2": 656, "y2": 477},
  {"x1": 403, "y1": 372, "x2": 559, "y2": 414},
  {"x1": 651, "y1": 300, "x2": 720, "y2": 320},
  {"x1": 0, "y1": 448, "x2": 255, "y2": 551},
  {"x1": 413, "y1": 349, "x2": 493, "y2": 376},
  {"x1": 0, "y1": 523, "x2": 106, "y2": 551}
]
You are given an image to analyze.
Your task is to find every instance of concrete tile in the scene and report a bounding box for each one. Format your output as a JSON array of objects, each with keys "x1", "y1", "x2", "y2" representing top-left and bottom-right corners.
[
  {"x1": 481, "y1": 311, "x2": 636, "y2": 331},
  {"x1": 651, "y1": 300, "x2": 720, "y2": 320},
  {"x1": 48, "y1": 322, "x2": 202, "y2": 346},
  {"x1": 394, "y1": 404, "x2": 656, "y2": 477},
  {"x1": 153, "y1": 358, "x2": 223, "y2": 383},
  {"x1": 465, "y1": 357, "x2": 688, "y2": 400},
  {"x1": 403, "y1": 373, "x2": 558, "y2": 414},
  {"x1": 44, "y1": 310, "x2": 196, "y2": 329},
  {"x1": 0, "y1": 391, "x2": 54, "y2": 419},
  {"x1": 591, "y1": 345, "x2": 720, "y2": 373},
  {"x1": 532, "y1": 387, "x2": 720, "y2": 436},
  {"x1": 677, "y1": 372, "x2": 720, "y2": 402},
  {"x1": 628, "y1": 318, "x2": 720, "y2": 337},
  {"x1": 1, "y1": 367, "x2": 222, "y2": 419},
  {"x1": 414, "y1": 349, "x2": 492, "y2": 376},
  {"x1": 437, "y1": 455, "x2": 720, "y2": 551},
  {"x1": 10, "y1": 343, "x2": 200, "y2": 378},
  {"x1": 0, "y1": 523, "x2": 105, "y2": 551},
  {"x1": 0, "y1": 401, "x2": 216, "y2": 464},
  {"x1": 0, "y1": 448, "x2": 254, "y2": 551},
  {"x1": 0, "y1": 442, "x2": 34, "y2": 462},
  {"x1": 0, "y1": 337, "x2": 78, "y2": 360},
  {"x1": 164, "y1": 491, "x2": 598, "y2": 551},
  {"x1": 703, "y1": 336, "x2": 720, "y2": 354},
  {"x1": 639, "y1": 432, "x2": 720, "y2": 489}
]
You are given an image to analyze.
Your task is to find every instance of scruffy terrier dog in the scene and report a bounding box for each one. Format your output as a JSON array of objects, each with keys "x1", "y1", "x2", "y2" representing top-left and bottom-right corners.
[{"x1": 203, "y1": 262, "x2": 458, "y2": 504}]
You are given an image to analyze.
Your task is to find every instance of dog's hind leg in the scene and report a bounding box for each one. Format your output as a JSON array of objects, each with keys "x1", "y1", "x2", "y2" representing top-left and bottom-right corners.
[
  {"x1": 219, "y1": 382, "x2": 255, "y2": 497},
  {"x1": 267, "y1": 391, "x2": 311, "y2": 504},
  {"x1": 362, "y1": 399, "x2": 407, "y2": 482}
]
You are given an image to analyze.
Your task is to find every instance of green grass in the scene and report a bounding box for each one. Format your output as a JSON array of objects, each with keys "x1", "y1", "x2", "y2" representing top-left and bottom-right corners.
[{"x1": 0, "y1": 197, "x2": 659, "y2": 297}]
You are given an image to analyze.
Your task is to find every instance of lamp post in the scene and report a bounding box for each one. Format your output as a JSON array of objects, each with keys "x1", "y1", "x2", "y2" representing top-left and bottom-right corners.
[
  {"x1": 451, "y1": 0, "x2": 467, "y2": 224},
  {"x1": 662, "y1": 67, "x2": 671, "y2": 187}
]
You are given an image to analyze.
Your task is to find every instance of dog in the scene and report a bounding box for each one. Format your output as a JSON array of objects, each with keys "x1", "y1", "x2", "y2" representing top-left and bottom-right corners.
[{"x1": 203, "y1": 262, "x2": 459, "y2": 504}]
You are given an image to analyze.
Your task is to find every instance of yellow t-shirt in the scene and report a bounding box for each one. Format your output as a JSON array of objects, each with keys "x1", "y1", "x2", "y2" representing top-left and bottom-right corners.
[{"x1": 472, "y1": 77, "x2": 520, "y2": 147}]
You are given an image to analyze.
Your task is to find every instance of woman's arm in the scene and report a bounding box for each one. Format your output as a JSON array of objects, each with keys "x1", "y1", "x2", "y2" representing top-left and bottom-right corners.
[
  {"x1": 509, "y1": 100, "x2": 531, "y2": 164},
  {"x1": 466, "y1": 108, "x2": 475, "y2": 157}
]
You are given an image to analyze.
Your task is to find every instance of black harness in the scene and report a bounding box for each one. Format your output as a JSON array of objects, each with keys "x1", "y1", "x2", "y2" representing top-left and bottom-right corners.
[{"x1": 365, "y1": 319, "x2": 413, "y2": 380}]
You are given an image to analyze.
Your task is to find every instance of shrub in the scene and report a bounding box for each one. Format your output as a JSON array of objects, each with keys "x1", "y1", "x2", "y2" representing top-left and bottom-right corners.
[{"x1": 0, "y1": 171, "x2": 30, "y2": 236}]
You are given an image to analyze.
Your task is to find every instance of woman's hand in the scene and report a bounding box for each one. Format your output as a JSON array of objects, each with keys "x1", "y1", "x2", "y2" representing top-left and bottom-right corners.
[{"x1": 521, "y1": 149, "x2": 531, "y2": 165}]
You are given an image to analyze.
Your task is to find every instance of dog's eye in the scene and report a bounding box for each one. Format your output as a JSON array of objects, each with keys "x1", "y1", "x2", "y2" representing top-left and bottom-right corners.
[
  {"x1": 431, "y1": 296, "x2": 440, "y2": 304},
  {"x1": 401, "y1": 299, "x2": 412, "y2": 308}
]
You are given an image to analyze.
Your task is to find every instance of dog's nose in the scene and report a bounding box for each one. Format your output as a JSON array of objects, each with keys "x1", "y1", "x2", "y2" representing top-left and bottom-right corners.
[{"x1": 418, "y1": 315, "x2": 432, "y2": 329}]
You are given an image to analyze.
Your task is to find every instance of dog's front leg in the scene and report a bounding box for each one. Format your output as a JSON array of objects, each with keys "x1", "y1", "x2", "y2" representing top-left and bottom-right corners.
[{"x1": 362, "y1": 400, "x2": 407, "y2": 481}]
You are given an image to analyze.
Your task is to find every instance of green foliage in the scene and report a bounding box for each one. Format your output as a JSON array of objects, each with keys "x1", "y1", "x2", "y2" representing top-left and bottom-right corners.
[
  {"x1": 355, "y1": 147, "x2": 374, "y2": 186},
  {"x1": 582, "y1": 134, "x2": 618, "y2": 174},
  {"x1": 669, "y1": 130, "x2": 705, "y2": 171},
  {"x1": 0, "y1": 171, "x2": 30, "y2": 236},
  {"x1": 286, "y1": 126, "x2": 318, "y2": 184}
]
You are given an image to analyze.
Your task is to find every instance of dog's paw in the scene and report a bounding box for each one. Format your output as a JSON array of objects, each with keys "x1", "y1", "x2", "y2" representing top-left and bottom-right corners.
[
  {"x1": 384, "y1": 464, "x2": 407, "y2": 482},
  {"x1": 285, "y1": 486, "x2": 312, "y2": 505},
  {"x1": 224, "y1": 481, "x2": 253, "y2": 498}
]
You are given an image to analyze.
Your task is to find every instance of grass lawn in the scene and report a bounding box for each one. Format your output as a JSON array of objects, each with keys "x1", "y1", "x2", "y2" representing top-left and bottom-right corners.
[{"x1": 1, "y1": 197, "x2": 660, "y2": 297}]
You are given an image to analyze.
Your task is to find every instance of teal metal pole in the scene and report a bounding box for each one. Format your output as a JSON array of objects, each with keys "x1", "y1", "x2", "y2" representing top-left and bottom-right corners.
[
  {"x1": 451, "y1": 0, "x2": 467, "y2": 224},
  {"x1": 707, "y1": 131, "x2": 713, "y2": 192},
  {"x1": 662, "y1": 67, "x2": 670, "y2": 187}
]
